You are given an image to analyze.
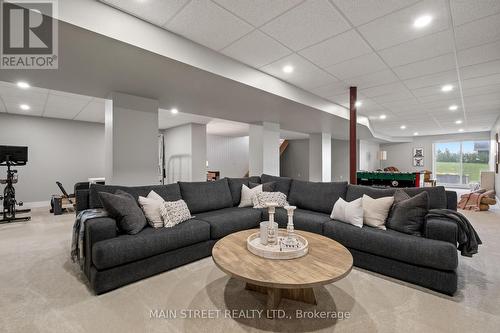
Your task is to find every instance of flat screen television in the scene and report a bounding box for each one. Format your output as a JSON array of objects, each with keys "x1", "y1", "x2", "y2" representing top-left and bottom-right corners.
[{"x1": 0, "y1": 146, "x2": 28, "y2": 165}]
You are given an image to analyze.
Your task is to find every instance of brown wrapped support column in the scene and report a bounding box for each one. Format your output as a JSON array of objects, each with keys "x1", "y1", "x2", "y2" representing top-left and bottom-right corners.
[{"x1": 349, "y1": 87, "x2": 357, "y2": 185}]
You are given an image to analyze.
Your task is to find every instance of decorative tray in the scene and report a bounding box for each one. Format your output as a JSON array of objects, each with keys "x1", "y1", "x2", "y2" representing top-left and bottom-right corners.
[{"x1": 246, "y1": 230, "x2": 308, "y2": 260}]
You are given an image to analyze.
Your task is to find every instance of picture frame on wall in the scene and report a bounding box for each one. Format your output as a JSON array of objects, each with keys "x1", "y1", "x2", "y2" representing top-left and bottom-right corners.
[{"x1": 413, "y1": 147, "x2": 424, "y2": 167}]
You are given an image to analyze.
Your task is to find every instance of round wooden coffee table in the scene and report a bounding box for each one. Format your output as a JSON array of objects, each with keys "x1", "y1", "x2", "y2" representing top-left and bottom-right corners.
[{"x1": 212, "y1": 229, "x2": 353, "y2": 309}]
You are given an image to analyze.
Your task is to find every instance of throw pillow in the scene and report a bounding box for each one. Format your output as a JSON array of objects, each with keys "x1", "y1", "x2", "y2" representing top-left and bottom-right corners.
[
  {"x1": 138, "y1": 191, "x2": 165, "y2": 228},
  {"x1": 362, "y1": 194, "x2": 394, "y2": 230},
  {"x1": 99, "y1": 190, "x2": 147, "y2": 234},
  {"x1": 252, "y1": 191, "x2": 289, "y2": 209},
  {"x1": 386, "y1": 190, "x2": 429, "y2": 236},
  {"x1": 250, "y1": 181, "x2": 275, "y2": 192},
  {"x1": 239, "y1": 184, "x2": 262, "y2": 207},
  {"x1": 160, "y1": 199, "x2": 192, "y2": 228},
  {"x1": 330, "y1": 197, "x2": 363, "y2": 228}
]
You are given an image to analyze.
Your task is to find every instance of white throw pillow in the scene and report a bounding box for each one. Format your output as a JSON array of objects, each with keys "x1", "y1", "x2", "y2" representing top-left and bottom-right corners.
[
  {"x1": 239, "y1": 184, "x2": 262, "y2": 207},
  {"x1": 330, "y1": 197, "x2": 363, "y2": 228},
  {"x1": 160, "y1": 199, "x2": 192, "y2": 228},
  {"x1": 252, "y1": 192, "x2": 289, "y2": 209},
  {"x1": 138, "y1": 191, "x2": 165, "y2": 228},
  {"x1": 362, "y1": 195, "x2": 394, "y2": 230}
]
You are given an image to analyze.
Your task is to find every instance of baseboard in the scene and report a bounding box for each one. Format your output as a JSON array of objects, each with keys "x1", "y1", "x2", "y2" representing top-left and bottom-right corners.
[{"x1": 23, "y1": 201, "x2": 50, "y2": 208}]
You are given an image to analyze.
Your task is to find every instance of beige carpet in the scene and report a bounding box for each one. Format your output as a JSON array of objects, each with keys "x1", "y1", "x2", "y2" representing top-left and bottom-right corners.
[{"x1": 0, "y1": 207, "x2": 499, "y2": 333}]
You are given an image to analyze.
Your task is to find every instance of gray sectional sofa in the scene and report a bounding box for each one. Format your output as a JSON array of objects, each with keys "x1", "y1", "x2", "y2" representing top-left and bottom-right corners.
[{"x1": 75, "y1": 175, "x2": 459, "y2": 295}]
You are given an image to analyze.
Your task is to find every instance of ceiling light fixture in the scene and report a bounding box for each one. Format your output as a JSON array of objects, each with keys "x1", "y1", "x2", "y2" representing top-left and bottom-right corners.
[
  {"x1": 441, "y1": 84, "x2": 453, "y2": 92},
  {"x1": 16, "y1": 81, "x2": 30, "y2": 89},
  {"x1": 455, "y1": 119, "x2": 463, "y2": 124},
  {"x1": 400, "y1": 125, "x2": 407, "y2": 130},
  {"x1": 170, "y1": 108, "x2": 178, "y2": 114},
  {"x1": 355, "y1": 101, "x2": 362, "y2": 107},
  {"x1": 282, "y1": 65, "x2": 294, "y2": 74},
  {"x1": 379, "y1": 114, "x2": 387, "y2": 120},
  {"x1": 413, "y1": 15, "x2": 432, "y2": 28},
  {"x1": 19, "y1": 104, "x2": 30, "y2": 111},
  {"x1": 413, "y1": 132, "x2": 419, "y2": 136},
  {"x1": 449, "y1": 105, "x2": 458, "y2": 111},
  {"x1": 458, "y1": 128, "x2": 464, "y2": 132}
]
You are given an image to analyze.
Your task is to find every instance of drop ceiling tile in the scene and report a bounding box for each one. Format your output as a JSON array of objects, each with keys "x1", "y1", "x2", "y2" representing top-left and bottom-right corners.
[
  {"x1": 403, "y1": 70, "x2": 458, "y2": 89},
  {"x1": 43, "y1": 93, "x2": 91, "y2": 119},
  {"x1": 393, "y1": 53, "x2": 456, "y2": 79},
  {"x1": 450, "y1": 0, "x2": 500, "y2": 26},
  {"x1": 261, "y1": 54, "x2": 338, "y2": 90},
  {"x1": 417, "y1": 90, "x2": 461, "y2": 103},
  {"x1": 166, "y1": 0, "x2": 253, "y2": 50},
  {"x1": 331, "y1": 0, "x2": 419, "y2": 26},
  {"x1": 260, "y1": 0, "x2": 350, "y2": 51},
  {"x1": 462, "y1": 83, "x2": 500, "y2": 96},
  {"x1": 412, "y1": 81, "x2": 459, "y2": 97},
  {"x1": 299, "y1": 29, "x2": 372, "y2": 68},
  {"x1": 221, "y1": 30, "x2": 291, "y2": 68},
  {"x1": 378, "y1": 30, "x2": 454, "y2": 67},
  {"x1": 309, "y1": 81, "x2": 350, "y2": 99},
  {"x1": 357, "y1": 0, "x2": 450, "y2": 50},
  {"x1": 460, "y1": 60, "x2": 500, "y2": 80},
  {"x1": 0, "y1": 100, "x2": 6, "y2": 112},
  {"x1": 74, "y1": 99, "x2": 105, "y2": 123},
  {"x1": 361, "y1": 81, "x2": 411, "y2": 98},
  {"x1": 457, "y1": 40, "x2": 500, "y2": 67},
  {"x1": 212, "y1": 0, "x2": 303, "y2": 27},
  {"x1": 345, "y1": 69, "x2": 399, "y2": 89},
  {"x1": 454, "y1": 13, "x2": 500, "y2": 50},
  {"x1": 325, "y1": 53, "x2": 388, "y2": 80},
  {"x1": 462, "y1": 73, "x2": 500, "y2": 90},
  {"x1": 371, "y1": 91, "x2": 415, "y2": 103},
  {"x1": 102, "y1": 0, "x2": 189, "y2": 26},
  {"x1": 4, "y1": 101, "x2": 44, "y2": 116}
]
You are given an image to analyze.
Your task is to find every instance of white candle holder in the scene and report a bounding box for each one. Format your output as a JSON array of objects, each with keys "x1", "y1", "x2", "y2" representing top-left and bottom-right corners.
[
  {"x1": 266, "y1": 202, "x2": 278, "y2": 246},
  {"x1": 282, "y1": 205, "x2": 300, "y2": 249}
]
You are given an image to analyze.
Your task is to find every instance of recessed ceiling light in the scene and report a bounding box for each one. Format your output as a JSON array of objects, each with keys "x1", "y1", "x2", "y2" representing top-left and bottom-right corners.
[
  {"x1": 282, "y1": 65, "x2": 294, "y2": 74},
  {"x1": 379, "y1": 114, "x2": 387, "y2": 120},
  {"x1": 400, "y1": 125, "x2": 407, "y2": 130},
  {"x1": 441, "y1": 84, "x2": 453, "y2": 92},
  {"x1": 19, "y1": 104, "x2": 30, "y2": 111},
  {"x1": 455, "y1": 119, "x2": 463, "y2": 124},
  {"x1": 458, "y1": 128, "x2": 464, "y2": 132},
  {"x1": 355, "y1": 101, "x2": 362, "y2": 107},
  {"x1": 16, "y1": 81, "x2": 30, "y2": 89},
  {"x1": 449, "y1": 105, "x2": 458, "y2": 111},
  {"x1": 413, "y1": 132, "x2": 419, "y2": 136},
  {"x1": 413, "y1": 15, "x2": 432, "y2": 28},
  {"x1": 170, "y1": 108, "x2": 178, "y2": 114}
]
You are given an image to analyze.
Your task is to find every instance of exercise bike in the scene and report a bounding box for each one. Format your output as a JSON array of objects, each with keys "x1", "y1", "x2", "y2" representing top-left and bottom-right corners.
[{"x1": 0, "y1": 146, "x2": 31, "y2": 224}]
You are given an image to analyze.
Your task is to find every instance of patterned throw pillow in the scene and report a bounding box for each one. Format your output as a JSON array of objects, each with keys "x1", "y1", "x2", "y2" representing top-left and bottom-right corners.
[
  {"x1": 252, "y1": 192, "x2": 289, "y2": 208},
  {"x1": 159, "y1": 199, "x2": 192, "y2": 228}
]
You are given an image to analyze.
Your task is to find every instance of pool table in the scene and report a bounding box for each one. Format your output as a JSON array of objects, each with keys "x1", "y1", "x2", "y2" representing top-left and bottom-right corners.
[{"x1": 356, "y1": 171, "x2": 424, "y2": 188}]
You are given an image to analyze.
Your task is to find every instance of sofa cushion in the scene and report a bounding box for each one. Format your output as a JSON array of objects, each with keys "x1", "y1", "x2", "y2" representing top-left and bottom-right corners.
[
  {"x1": 261, "y1": 174, "x2": 292, "y2": 196},
  {"x1": 89, "y1": 183, "x2": 181, "y2": 209},
  {"x1": 288, "y1": 180, "x2": 347, "y2": 214},
  {"x1": 346, "y1": 185, "x2": 447, "y2": 209},
  {"x1": 263, "y1": 208, "x2": 329, "y2": 234},
  {"x1": 387, "y1": 191, "x2": 429, "y2": 236},
  {"x1": 323, "y1": 221, "x2": 458, "y2": 270},
  {"x1": 92, "y1": 219, "x2": 211, "y2": 270},
  {"x1": 99, "y1": 190, "x2": 147, "y2": 235},
  {"x1": 178, "y1": 179, "x2": 233, "y2": 214},
  {"x1": 226, "y1": 178, "x2": 250, "y2": 206},
  {"x1": 196, "y1": 207, "x2": 262, "y2": 239}
]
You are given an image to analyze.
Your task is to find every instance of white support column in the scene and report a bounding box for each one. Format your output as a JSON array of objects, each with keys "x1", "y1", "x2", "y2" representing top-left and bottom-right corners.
[
  {"x1": 249, "y1": 122, "x2": 280, "y2": 176},
  {"x1": 309, "y1": 133, "x2": 332, "y2": 182},
  {"x1": 105, "y1": 92, "x2": 159, "y2": 185}
]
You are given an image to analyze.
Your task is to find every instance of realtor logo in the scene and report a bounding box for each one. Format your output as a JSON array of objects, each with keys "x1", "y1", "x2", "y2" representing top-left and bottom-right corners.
[{"x1": 1, "y1": 0, "x2": 58, "y2": 69}]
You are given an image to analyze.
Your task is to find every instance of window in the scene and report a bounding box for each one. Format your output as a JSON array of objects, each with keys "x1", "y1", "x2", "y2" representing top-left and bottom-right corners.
[{"x1": 434, "y1": 140, "x2": 490, "y2": 187}]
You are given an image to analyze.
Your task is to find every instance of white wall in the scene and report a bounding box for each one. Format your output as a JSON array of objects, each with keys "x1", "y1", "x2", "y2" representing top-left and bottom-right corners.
[
  {"x1": 0, "y1": 113, "x2": 105, "y2": 203},
  {"x1": 381, "y1": 131, "x2": 491, "y2": 172},
  {"x1": 332, "y1": 139, "x2": 349, "y2": 181},
  {"x1": 359, "y1": 139, "x2": 380, "y2": 171},
  {"x1": 206, "y1": 134, "x2": 249, "y2": 178},
  {"x1": 491, "y1": 117, "x2": 500, "y2": 195}
]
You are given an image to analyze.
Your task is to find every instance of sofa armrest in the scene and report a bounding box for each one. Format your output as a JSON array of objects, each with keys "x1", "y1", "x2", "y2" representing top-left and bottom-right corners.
[
  {"x1": 424, "y1": 217, "x2": 458, "y2": 245},
  {"x1": 84, "y1": 217, "x2": 117, "y2": 278},
  {"x1": 445, "y1": 191, "x2": 457, "y2": 211},
  {"x1": 76, "y1": 189, "x2": 90, "y2": 214}
]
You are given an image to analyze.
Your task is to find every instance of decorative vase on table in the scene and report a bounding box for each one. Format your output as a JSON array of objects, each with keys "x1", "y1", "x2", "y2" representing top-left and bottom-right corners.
[
  {"x1": 266, "y1": 202, "x2": 278, "y2": 246},
  {"x1": 282, "y1": 206, "x2": 300, "y2": 249}
]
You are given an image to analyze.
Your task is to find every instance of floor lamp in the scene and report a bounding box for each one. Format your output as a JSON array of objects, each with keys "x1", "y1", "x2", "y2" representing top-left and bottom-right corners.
[{"x1": 379, "y1": 151, "x2": 387, "y2": 170}]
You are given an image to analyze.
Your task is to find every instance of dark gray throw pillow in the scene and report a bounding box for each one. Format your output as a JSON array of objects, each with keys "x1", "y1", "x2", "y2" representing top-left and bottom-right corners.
[
  {"x1": 99, "y1": 190, "x2": 147, "y2": 235},
  {"x1": 386, "y1": 190, "x2": 429, "y2": 236},
  {"x1": 249, "y1": 181, "x2": 275, "y2": 192}
]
